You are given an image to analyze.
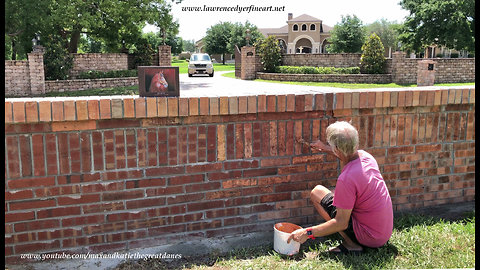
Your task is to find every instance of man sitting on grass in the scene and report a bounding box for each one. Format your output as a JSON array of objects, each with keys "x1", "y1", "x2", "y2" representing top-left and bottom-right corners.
[{"x1": 288, "y1": 121, "x2": 393, "y2": 254}]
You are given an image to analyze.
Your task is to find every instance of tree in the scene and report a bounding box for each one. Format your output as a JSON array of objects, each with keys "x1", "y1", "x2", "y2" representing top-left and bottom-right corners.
[
  {"x1": 328, "y1": 15, "x2": 366, "y2": 53},
  {"x1": 5, "y1": 0, "x2": 182, "y2": 55},
  {"x1": 228, "y1": 21, "x2": 263, "y2": 53},
  {"x1": 398, "y1": 0, "x2": 475, "y2": 53},
  {"x1": 5, "y1": 0, "x2": 49, "y2": 59},
  {"x1": 366, "y1": 19, "x2": 402, "y2": 54},
  {"x1": 360, "y1": 33, "x2": 386, "y2": 74},
  {"x1": 204, "y1": 22, "x2": 234, "y2": 64},
  {"x1": 149, "y1": 2, "x2": 179, "y2": 45},
  {"x1": 183, "y1": 39, "x2": 196, "y2": 53},
  {"x1": 256, "y1": 35, "x2": 282, "y2": 72}
]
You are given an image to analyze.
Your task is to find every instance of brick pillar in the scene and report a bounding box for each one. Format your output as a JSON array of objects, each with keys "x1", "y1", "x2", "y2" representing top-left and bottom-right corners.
[
  {"x1": 417, "y1": 59, "x2": 436, "y2": 86},
  {"x1": 27, "y1": 45, "x2": 46, "y2": 96},
  {"x1": 158, "y1": 45, "x2": 171, "y2": 66},
  {"x1": 240, "y1": 46, "x2": 256, "y2": 80},
  {"x1": 391, "y1": 51, "x2": 406, "y2": 84}
]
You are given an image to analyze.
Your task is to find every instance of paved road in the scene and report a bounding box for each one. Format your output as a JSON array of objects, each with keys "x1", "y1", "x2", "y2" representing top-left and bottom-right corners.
[{"x1": 179, "y1": 71, "x2": 348, "y2": 97}]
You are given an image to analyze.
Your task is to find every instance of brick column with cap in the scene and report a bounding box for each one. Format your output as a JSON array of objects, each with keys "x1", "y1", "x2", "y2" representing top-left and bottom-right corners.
[
  {"x1": 417, "y1": 59, "x2": 436, "y2": 86},
  {"x1": 240, "y1": 46, "x2": 256, "y2": 80},
  {"x1": 158, "y1": 45, "x2": 171, "y2": 66},
  {"x1": 27, "y1": 45, "x2": 46, "y2": 96}
]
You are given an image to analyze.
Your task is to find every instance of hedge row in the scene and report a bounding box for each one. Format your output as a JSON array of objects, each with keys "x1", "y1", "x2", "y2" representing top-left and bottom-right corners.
[
  {"x1": 274, "y1": 66, "x2": 360, "y2": 75},
  {"x1": 76, "y1": 69, "x2": 138, "y2": 79}
]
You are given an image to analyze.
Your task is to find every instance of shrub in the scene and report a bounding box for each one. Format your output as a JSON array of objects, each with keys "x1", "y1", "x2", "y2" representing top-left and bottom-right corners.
[
  {"x1": 274, "y1": 66, "x2": 360, "y2": 75},
  {"x1": 132, "y1": 38, "x2": 155, "y2": 68},
  {"x1": 360, "y1": 33, "x2": 386, "y2": 74},
  {"x1": 43, "y1": 34, "x2": 74, "y2": 80},
  {"x1": 256, "y1": 36, "x2": 282, "y2": 72},
  {"x1": 77, "y1": 69, "x2": 137, "y2": 79}
]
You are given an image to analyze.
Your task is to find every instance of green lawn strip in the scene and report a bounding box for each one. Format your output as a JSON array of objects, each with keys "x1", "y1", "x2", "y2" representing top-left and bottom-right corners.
[
  {"x1": 187, "y1": 212, "x2": 475, "y2": 270},
  {"x1": 172, "y1": 60, "x2": 235, "y2": 74}
]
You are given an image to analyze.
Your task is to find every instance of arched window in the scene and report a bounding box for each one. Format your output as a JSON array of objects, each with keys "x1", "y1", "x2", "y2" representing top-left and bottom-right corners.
[
  {"x1": 301, "y1": 24, "x2": 307, "y2": 31},
  {"x1": 293, "y1": 24, "x2": 299, "y2": 31},
  {"x1": 310, "y1": 24, "x2": 316, "y2": 31}
]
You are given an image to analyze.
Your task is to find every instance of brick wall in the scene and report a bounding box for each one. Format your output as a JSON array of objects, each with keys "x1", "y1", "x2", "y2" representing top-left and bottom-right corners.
[
  {"x1": 4, "y1": 87, "x2": 475, "y2": 263},
  {"x1": 5, "y1": 61, "x2": 31, "y2": 97},
  {"x1": 278, "y1": 53, "x2": 474, "y2": 84},
  {"x1": 257, "y1": 73, "x2": 392, "y2": 84},
  {"x1": 45, "y1": 77, "x2": 138, "y2": 93},
  {"x1": 70, "y1": 53, "x2": 128, "y2": 78}
]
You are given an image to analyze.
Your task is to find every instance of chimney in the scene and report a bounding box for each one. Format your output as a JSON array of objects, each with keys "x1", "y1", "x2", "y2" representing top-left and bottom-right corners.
[{"x1": 288, "y1": 13, "x2": 293, "y2": 20}]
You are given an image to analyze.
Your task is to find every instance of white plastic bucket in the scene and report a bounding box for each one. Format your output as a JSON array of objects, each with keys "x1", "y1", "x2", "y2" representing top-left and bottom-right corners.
[{"x1": 273, "y1": 222, "x2": 302, "y2": 255}]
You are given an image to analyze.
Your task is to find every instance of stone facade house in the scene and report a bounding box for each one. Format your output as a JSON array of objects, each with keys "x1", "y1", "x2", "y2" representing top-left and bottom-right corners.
[{"x1": 258, "y1": 13, "x2": 333, "y2": 54}]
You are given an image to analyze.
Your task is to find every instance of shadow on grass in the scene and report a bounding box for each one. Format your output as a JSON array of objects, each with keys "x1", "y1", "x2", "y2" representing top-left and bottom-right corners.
[{"x1": 115, "y1": 210, "x2": 475, "y2": 270}]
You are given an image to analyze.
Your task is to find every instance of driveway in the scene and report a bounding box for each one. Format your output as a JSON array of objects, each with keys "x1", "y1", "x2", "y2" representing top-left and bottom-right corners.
[{"x1": 179, "y1": 71, "x2": 347, "y2": 97}]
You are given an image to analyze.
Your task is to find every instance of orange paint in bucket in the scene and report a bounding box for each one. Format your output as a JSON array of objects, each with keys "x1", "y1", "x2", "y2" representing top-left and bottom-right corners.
[{"x1": 273, "y1": 222, "x2": 302, "y2": 255}]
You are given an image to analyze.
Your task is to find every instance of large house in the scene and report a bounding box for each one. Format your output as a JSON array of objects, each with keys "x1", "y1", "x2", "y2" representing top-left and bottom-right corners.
[
  {"x1": 195, "y1": 13, "x2": 333, "y2": 57},
  {"x1": 258, "y1": 13, "x2": 333, "y2": 54}
]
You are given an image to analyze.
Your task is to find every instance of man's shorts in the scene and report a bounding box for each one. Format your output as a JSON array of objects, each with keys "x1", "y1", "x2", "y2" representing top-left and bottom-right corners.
[{"x1": 320, "y1": 192, "x2": 361, "y2": 245}]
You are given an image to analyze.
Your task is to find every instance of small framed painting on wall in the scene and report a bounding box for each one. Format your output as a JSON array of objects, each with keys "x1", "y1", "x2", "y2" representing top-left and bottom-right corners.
[{"x1": 138, "y1": 66, "x2": 180, "y2": 97}]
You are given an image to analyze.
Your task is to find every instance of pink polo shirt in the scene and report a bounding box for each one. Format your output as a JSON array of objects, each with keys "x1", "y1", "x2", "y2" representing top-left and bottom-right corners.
[{"x1": 333, "y1": 150, "x2": 393, "y2": 248}]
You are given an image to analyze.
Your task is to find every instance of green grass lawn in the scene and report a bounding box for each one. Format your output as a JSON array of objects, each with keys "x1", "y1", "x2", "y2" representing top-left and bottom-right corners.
[
  {"x1": 221, "y1": 71, "x2": 475, "y2": 89},
  {"x1": 172, "y1": 59, "x2": 235, "y2": 74},
  {"x1": 115, "y1": 211, "x2": 475, "y2": 270}
]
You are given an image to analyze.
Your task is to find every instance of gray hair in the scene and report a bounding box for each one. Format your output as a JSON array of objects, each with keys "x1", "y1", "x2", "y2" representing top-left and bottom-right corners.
[{"x1": 326, "y1": 121, "x2": 359, "y2": 157}]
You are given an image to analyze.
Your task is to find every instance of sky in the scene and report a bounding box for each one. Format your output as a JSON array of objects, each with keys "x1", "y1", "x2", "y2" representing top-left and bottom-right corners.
[{"x1": 144, "y1": 0, "x2": 410, "y2": 42}]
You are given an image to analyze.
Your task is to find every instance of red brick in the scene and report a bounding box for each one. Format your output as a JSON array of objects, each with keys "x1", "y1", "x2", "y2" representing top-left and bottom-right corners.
[
  {"x1": 200, "y1": 97, "x2": 209, "y2": 115},
  {"x1": 13, "y1": 102, "x2": 26, "y2": 123},
  {"x1": 247, "y1": 96, "x2": 257, "y2": 113},
  {"x1": 64, "y1": 100, "x2": 76, "y2": 121},
  {"x1": 238, "y1": 96, "x2": 247, "y2": 114},
  {"x1": 267, "y1": 95, "x2": 277, "y2": 112},
  {"x1": 257, "y1": 95, "x2": 266, "y2": 112},
  {"x1": 121, "y1": 98, "x2": 134, "y2": 118},
  {"x1": 359, "y1": 92, "x2": 368, "y2": 108},
  {"x1": 7, "y1": 176, "x2": 56, "y2": 189},
  {"x1": 228, "y1": 97, "x2": 238, "y2": 114},
  {"x1": 51, "y1": 120, "x2": 96, "y2": 132},
  {"x1": 87, "y1": 100, "x2": 100, "y2": 119},
  {"x1": 5, "y1": 101, "x2": 13, "y2": 123},
  {"x1": 295, "y1": 95, "x2": 305, "y2": 112},
  {"x1": 57, "y1": 194, "x2": 101, "y2": 205},
  {"x1": 5, "y1": 190, "x2": 34, "y2": 201},
  {"x1": 219, "y1": 97, "x2": 229, "y2": 115},
  {"x1": 5, "y1": 211, "x2": 35, "y2": 223},
  {"x1": 74, "y1": 100, "x2": 88, "y2": 121},
  {"x1": 286, "y1": 94, "x2": 295, "y2": 111},
  {"x1": 37, "y1": 101, "x2": 53, "y2": 122},
  {"x1": 99, "y1": 99, "x2": 111, "y2": 119},
  {"x1": 146, "y1": 97, "x2": 158, "y2": 117},
  {"x1": 189, "y1": 98, "x2": 199, "y2": 115},
  {"x1": 209, "y1": 97, "x2": 219, "y2": 115},
  {"x1": 277, "y1": 95, "x2": 286, "y2": 112},
  {"x1": 37, "y1": 206, "x2": 82, "y2": 219},
  {"x1": 168, "y1": 174, "x2": 204, "y2": 185},
  {"x1": 344, "y1": 92, "x2": 352, "y2": 109},
  {"x1": 25, "y1": 102, "x2": 38, "y2": 123},
  {"x1": 187, "y1": 200, "x2": 224, "y2": 212},
  {"x1": 10, "y1": 199, "x2": 56, "y2": 211},
  {"x1": 135, "y1": 98, "x2": 147, "y2": 118},
  {"x1": 14, "y1": 219, "x2": 60, "y2": 232},
  {"x1": 126, "y1": 198, "x2": 166, "y2": 209}
]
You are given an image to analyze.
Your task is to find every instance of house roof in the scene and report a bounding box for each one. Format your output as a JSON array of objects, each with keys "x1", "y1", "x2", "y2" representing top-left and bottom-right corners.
[
  {"x1": 288, "y1": 14, "x2": 322, "y2": 22},
  {"x1": 258, "y1": 25, "x2": 289, "y2": 36}
]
